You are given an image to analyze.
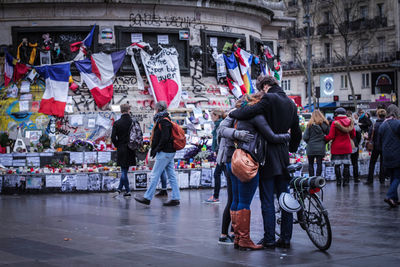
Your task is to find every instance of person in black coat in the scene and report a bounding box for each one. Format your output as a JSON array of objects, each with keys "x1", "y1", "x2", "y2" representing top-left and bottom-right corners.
[
  {"x1": 366, "y1": 109, "x2": 386, "y2": 185},
  {"x1": 229, "y1": 75, "x2": 302, "y2": 249},
  {"x1": 135, "y1": 101, "x2": 181, "y2": 207},
  {"x1": 111, "y1": 104, "x2": 137, "y2": 197}
]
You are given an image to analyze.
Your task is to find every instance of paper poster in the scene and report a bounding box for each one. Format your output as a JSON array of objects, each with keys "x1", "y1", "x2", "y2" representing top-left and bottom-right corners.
[
  {"x1": 3, "y1": 176, "x2": 21, "y2": 188},
  {"x1": 0, "y1": 155, "x2": 13, "y2": 166},
  {"x1": 19, "y1": 101, "x2": 29, "y2": 112},
  {"x1": 190, "y1": 170, "x2": 201, "y2": 187},
  {"x1": 40, "y1": 152, "x2": 54, "y2": 157},
  {"x1": 62, "y1": 174, "x2": 77, "y2": 192},
  {"x1": 131, "y1": 33, "x2": 143, "y2": 43},
  {"x1": 75, "y1": 174, "x2": 88, "y2": 190},
  {"x1": 97, "y1": 152, "x2": 111, "y2": 163},
  {"x1": 70, "y1": 115, "x2": 83, "y2": 126},
  {"x1": 26, "y1": 157, "x2": 40, "y2": 167},
  {"x1": 96, "y1": 114, "x2": 112, "y2": 130},
  {"x1": 26, "y1": 177, "x2": 42, "y2": 189},
  {"x1": 84, "y1": 152, "x2": 97, "y2": 164},
  {"x1": 88, "y1": 174, "x2": 101, "y2": 191},
  {"x1": 70, "y1": 152, "x2": 84, "y2": 164},
  {"x1": 13, "y1": 159, "x2": 26, "y2": 167},
  {"x1": 20, "y1": 81, "x2": 30, "y2": 93},
  {"x1": 87, "y1": 118, "x2": 96, "y2": 128},
  {"x1": 219, "y1": 86, "x2": 229, "y2": 96},
  {"x1": 7, "y1": 84, "x2": 18, "y2": 98},
  {"x1": 135, "y1": 172, "x2": 148, "y2": 189},
  {"x1": 20, "y1": 94, "x2": 32, "y2": 101},
  {"x1": 200, "y1": 168, "x2": 213, "y2": 187},
  {"x1": 210, "y1": 37, "x2": 218, "y2": 47},
  {"x1": 193, "y1": 107, "x2": 203, "y2": 119},
  {"x1": 178, "y1": 172, "x2": 189, "y2": 189},
  {"x1": 157, "y1": 35, "x2": 169, "y2": 44},
  {"x1": 46, "y1": 175, "x2": 62, "y2": 187},
  {"x1": 102, "y1": 175, "x2": 119, "y2": 191},
  {"x1": 111, "y1": 105, "x2": 121, "y2": 112}
]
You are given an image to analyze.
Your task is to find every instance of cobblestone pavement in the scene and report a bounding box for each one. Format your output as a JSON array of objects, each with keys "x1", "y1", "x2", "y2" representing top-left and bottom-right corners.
[{"x1": 0, "y1": 180, "x2": 399, "y2": 266}]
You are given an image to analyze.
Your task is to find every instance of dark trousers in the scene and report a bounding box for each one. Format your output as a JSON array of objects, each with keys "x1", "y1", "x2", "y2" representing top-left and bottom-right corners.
[
  {"x1": 351, "y1": 152, "x2": 359, "y2": 179},
  {"x1": 117, "y1": 167, "x2": 130, "y2": 193},
  {"x1": 386, "y1": 168, "x2": 400, "y2": 201},
  {"x1": 259, "y1": 172, "x2": 293, "y2": 243},
  {"x1": 221, "y1": 167, "x2": 233, "y2": 235},
  {"x1": 367, "y1": 150, "x2": 384, "y2": 182},
  {"x1": 227, "y1": 163, "x2": 259, "y2": 211},
  {"x1": 307, "y1": 155, "x2": 323, "y2": 177},
  {"x1": 335, "y1": 164, "x2": 350, "y2": 184},
  {"x1": 213, "y1": 164, "x2": 224, "y2": 199}
]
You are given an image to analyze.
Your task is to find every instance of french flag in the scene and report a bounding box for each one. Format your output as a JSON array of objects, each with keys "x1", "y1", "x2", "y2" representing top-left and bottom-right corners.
[
  {"x1": 35, "y1": 63, "x2": 71, "y2": 117},
  {"x1": 4, "y1": 53, "x2": 14, "y2": 87},
  {"x1": 224, "y1": 53, "x2": 247, "y2": 95},
  {"x1": 70, "y1": 25, "x2": 96, "y2": 52},
  {"x1": 75, "y1": 50, "x2": 125, "y2": 108}
]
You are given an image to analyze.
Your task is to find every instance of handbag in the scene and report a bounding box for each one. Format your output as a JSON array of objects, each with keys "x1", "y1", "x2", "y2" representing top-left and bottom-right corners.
[
  {"x1": 231, "y1": 148, "x2": 259, "y2": 183},
  {"x1": 366, "y1": 127, "x2": 374, "y2": 152}
]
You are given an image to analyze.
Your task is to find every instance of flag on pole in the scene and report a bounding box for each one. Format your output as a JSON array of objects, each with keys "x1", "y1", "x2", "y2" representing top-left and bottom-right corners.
[
  {"x1": 75, "y1": 58, "x2": 114, "y2": 108},
  {"x1": 235, "y1": 48, "x2": 255, "y2": 94},
  {"x1": 4, "y1": 53, "x2": 14, "y2": 87},
  {"x1": 35, "y1": 63, "x2": 71, "y2": 117},
  {"x1": 70, "y1": 25, "x2": 96, "y2": 52},
  {"x1": 90, "y1": 50, "x2": 126, "y2": 83},
  {"x1": 224, "y1": 53, "x2": 246, "y2": 95}
]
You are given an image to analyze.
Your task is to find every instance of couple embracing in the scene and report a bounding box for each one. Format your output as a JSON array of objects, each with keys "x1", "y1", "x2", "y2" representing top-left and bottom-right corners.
[{"x1": 218, "y1": 76, "x2": 302, "y2": 250}]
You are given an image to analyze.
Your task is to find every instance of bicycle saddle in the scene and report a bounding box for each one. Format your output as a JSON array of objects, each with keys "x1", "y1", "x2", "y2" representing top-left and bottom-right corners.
[{"x1": 287, "y1": 163, "x2": 302, "y2": 173}]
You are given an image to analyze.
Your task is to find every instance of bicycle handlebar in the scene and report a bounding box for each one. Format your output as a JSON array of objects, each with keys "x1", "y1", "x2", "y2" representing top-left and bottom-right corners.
[{"x1": 290, "y1": 176, "x2": 326, "y2": 189}]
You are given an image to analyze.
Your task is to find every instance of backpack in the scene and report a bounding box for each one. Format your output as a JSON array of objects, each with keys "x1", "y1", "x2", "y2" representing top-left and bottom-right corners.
[
  {"x1": 128, "y1": 118, "x2": 143, "y2": 150},
  {"x1": 159, "y1": 117, "x2": 186, "y2": 150}
]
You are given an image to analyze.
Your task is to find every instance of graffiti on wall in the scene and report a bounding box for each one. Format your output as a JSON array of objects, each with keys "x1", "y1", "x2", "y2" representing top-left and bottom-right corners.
[{"x1": 129, "y1": 12, "x2": 205, "y2": 29}]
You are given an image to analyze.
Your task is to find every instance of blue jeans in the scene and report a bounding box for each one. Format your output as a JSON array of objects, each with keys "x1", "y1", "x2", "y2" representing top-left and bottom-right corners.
[
  {"x1": 144, "y1": 152, "x2": 180, "y2": 201},
  {"x1": 386, "y1": 167, "x2": 400, "y2": 201},
  {"x1": 118, "y1": 167, "x2": 130, "y2": 193},
  {"x1": 160, "y1": 171, "x2": 168, "y2": 190},
  {"x1": 259, "y1": 171, "x2": 293, "y2": 243},
  {"x1": 226, "y1": 163, "x2": 259, "y2": 211}
]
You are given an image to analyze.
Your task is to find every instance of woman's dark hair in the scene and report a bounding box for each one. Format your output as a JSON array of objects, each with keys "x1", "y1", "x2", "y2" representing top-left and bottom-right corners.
[{"x1": 256, "y1": 75, "x2": 278, "y2": 91}]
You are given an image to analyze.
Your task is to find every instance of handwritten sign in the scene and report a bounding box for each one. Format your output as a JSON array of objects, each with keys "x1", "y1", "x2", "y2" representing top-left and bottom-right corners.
[
  {"x1": 70, "y1": 152, "x2": 84, "y2": 164},
  {"x1": 135, "y1": 172, "x2": 148, "y2": 189},
  {"x1": 46, "y1": 175, "x2": 62, "y2": 187}
]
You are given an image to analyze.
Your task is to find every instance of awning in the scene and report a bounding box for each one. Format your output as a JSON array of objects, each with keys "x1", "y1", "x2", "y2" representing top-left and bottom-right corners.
[{"x1": 304, "y1": 102, "x2": 337, "y2": 110}]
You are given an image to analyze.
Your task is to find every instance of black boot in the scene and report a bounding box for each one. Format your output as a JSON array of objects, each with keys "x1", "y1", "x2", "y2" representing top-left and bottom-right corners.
[
  {"x1": 335, "y1": 165, "x2": 342, "y2": 186},
  {"x1": 155, "y1": 190, "x2": 168, "y2": 197},
  {"x1": 343, "y1": 164, "x2": 350, "y2": 186}
]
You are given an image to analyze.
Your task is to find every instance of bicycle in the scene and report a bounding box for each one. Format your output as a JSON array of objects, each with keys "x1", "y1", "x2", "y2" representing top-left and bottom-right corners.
[{"x1": 275, "y1": 162, "x2": 332, "y2": 251}]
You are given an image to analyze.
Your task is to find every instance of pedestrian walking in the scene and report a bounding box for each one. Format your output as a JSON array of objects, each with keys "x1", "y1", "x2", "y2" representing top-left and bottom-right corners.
[
  {"x1": 216, "y1": 114, "x2": 255, "y2": 245},
  {"x1": 111, "y1": 103, "x2": 138, "y2": 197},
  {"x1": 134, "y1": 101, "x2": 181, "y2": 206},
  {"x1": 378, "y1": 104, "x2": 400, "y2": 207},
  {"x1": 205, "y1": 109, "x2": 225, "y2": 203},
  {"x1": 325, "y1": 107, "x2": 355, "y2": 186},
  {"x1": 366, "y1": 108, "x2": 386, "y2": 185},
  {"x1": 303, "y1": 110, "x2": 329, "y2": 177},
  {"x1": 229, "y1": 75, "x2": 302, "y2": 249},
  {"x1": 347, "y1": 110, "x2": 362, "y2": 183}
]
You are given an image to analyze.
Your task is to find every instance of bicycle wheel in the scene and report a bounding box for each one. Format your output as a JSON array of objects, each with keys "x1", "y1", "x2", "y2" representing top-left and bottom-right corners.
[{"x1": 302, "y1": 193, "x2": 332, "y2": 251}]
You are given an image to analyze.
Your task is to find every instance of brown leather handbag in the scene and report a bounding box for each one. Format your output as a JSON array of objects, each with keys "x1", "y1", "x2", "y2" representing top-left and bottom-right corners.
[{"x1": 231, "y1": 148, "x2": 259, "y2": 183}]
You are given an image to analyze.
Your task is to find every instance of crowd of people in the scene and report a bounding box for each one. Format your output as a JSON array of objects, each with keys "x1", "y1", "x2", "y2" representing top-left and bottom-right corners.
[{"x1": 109, "y1": 74, "x2": 400, "y2": 251}]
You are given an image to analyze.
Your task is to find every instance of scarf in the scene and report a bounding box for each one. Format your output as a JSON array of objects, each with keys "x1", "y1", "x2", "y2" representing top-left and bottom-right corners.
[
  {"x1": 153, "y1": 110, "x2": 169, "y2": 123},
  {"x1": 17, "y1": 42, "x2": 38, "y2": 65}
]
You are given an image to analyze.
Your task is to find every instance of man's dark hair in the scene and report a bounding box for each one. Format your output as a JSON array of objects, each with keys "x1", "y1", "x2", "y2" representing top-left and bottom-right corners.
[{"x1": 256, "y1": 75, "x2": 278, "y2": 91}]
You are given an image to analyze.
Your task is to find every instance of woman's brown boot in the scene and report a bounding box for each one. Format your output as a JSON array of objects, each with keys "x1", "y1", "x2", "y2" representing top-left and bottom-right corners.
[
  {"x1": 237, "y1": 209, "x2": 263, "y2": 251},
  {"x1": 230, "y1": 210, "x2": 239, "y2": 249}
]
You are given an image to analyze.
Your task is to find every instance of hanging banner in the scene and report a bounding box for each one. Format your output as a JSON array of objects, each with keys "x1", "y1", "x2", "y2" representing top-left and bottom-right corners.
[
  {"x1": 320, "y1": 74, "x2": 334, "y2": 98},
  {"x1": 140, "y1": 47, "x2": 182, "y2": 108}
]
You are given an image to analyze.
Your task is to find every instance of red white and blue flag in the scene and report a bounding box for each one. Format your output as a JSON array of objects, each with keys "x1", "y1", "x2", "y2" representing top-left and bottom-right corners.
[
  {"x1": 4, "y1": 53, "x2": 14, "y2": 87},
  {"x1": 75, "y1": 50, "x2": 125, "y2": 108},
  {"x1": 90, "y1": 50, "x2": 125, "y2": 83},
  {"x1": 35, "y1": 63, "x2": 71, "y2": 117},
  {"x1": 70, "y1": 25, "x2": 96, "y2": 53}
]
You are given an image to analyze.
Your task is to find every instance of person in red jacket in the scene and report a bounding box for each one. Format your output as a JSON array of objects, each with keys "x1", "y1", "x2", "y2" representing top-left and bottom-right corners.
[{"x1": 325, "y1": 107, "x2": 356, "y2": 186}]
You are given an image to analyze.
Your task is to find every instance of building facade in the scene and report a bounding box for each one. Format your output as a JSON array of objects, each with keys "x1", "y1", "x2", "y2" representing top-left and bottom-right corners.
[{"x1": 279, "y1": 0, "x2": 400, "y2": 113}]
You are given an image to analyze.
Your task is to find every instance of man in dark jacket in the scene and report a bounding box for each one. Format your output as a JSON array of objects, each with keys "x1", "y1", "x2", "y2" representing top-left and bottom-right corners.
[
  {"x1": 229, "y1": 76, "x2": 302, "y2": 249},
  {"x1": 135, "y1": 101, "x2": 181, "y2": 206},
  {"x1": 366, "y1": 109, "x2": 386, "y2": 185},
  {"x1": 111, "y1": 103, "x2": 136, "y2": 197}
]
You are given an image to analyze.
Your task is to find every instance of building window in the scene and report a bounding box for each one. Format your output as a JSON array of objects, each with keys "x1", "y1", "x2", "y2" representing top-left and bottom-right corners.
[
  {"x1": 325, "y1": 43, "x2": 331, "y2": 63},
  {"x1": 324, "y1": 11, "x2": 330, "y2": 24},
  {"x1": 362, "y1": 73, "x2": 370, "y2": 88},
  {"x1": 291, "y1": 47, "x2": 296, "y2": 62},
  {"x1": 377, "y1": 3, "x2": 384, "y2": 18},
  {"x1": 360, "y1": 6, "x2": 368, "y2": 19},
  {"x1": 282, "y1": 80, "x2": 291, "y2": 91},
  {"x1": 345, "y1": 8, "x2": 351, "y2": 22},
  {"x1": 378, "y1": 37, "x2": 385, "y2": 59},
  {"x1": 341, "y1": 75, "x2": 348, "y2": 89}
]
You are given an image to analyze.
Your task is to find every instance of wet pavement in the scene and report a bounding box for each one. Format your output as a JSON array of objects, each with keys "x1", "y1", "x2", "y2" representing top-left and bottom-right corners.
[{"x1": 0, "y1": 180, "x2": 399, "y2": 267}]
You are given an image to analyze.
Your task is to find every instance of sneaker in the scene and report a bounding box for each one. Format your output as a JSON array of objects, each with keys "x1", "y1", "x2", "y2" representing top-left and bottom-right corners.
[
  {"x1": 218, "y1": 235, "x2": 234, "y2": 245},
  {"x1": 123, "y1": 192, "x2": 131, "y2": 197},
  {"x1": 163, "y1": 199, "x2": 180, "y2": 206},
  {"x1": 111, "y1": 191, "x2": 121, "y2": 198},
  {"x1": 134, "y1": 196, "x2": 151, "y2": 205},
  {"x1": 204, "y1": 196, "x2": 220, "y2": 203},
  {"x1": 155, "y1": 190, "x2": 168, "y2": 197}
]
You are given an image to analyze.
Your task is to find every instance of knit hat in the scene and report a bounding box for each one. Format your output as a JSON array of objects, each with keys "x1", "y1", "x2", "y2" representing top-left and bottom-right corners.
[
  {"x1": 256, "y1": 75, "x2": 278, "y2": 91},
  {"x1": 334, "y1": 107, "x2": 346, "y2": 116}
]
